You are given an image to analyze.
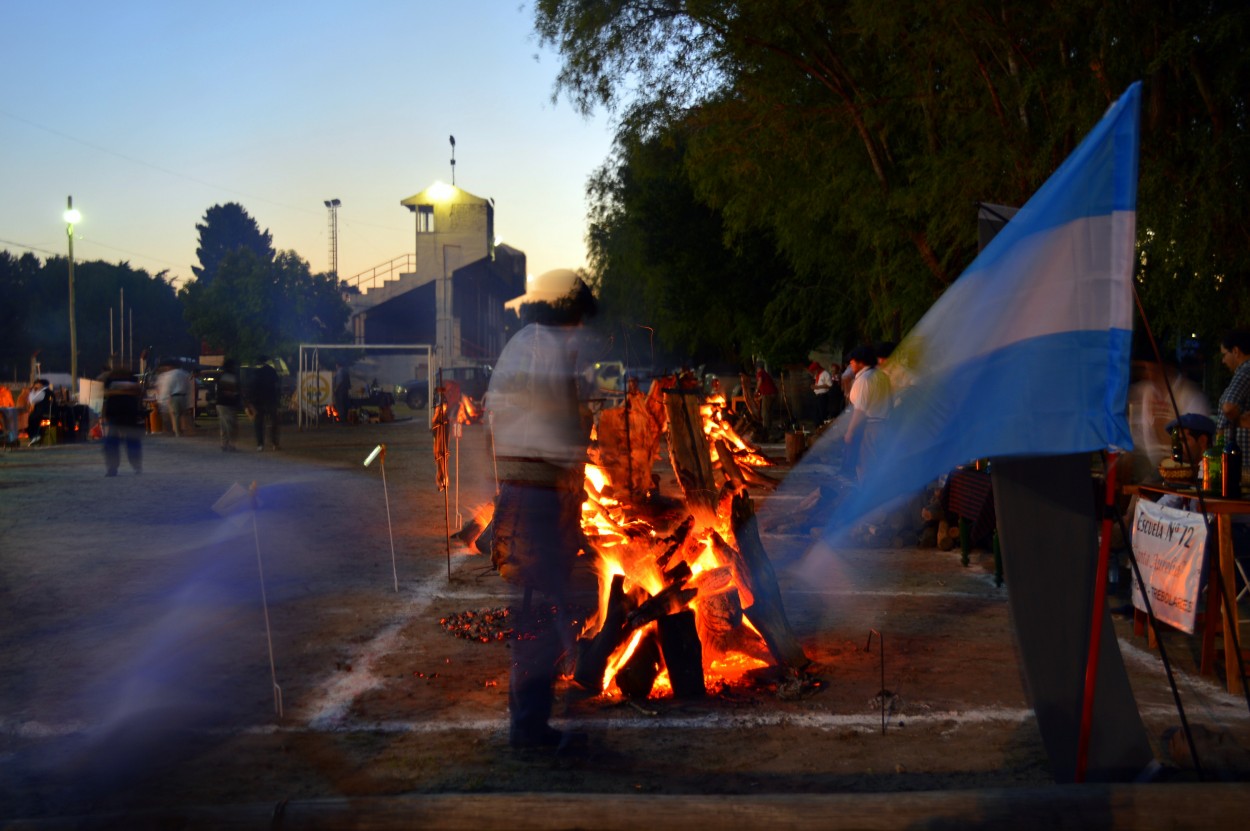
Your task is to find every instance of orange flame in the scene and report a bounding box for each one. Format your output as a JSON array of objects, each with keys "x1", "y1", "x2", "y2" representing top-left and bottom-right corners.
[
  {"x1": 457, "y1": 396, "x2": 483, "y2": 424},
  {"x1": 578, "y1": 399, "x2": 777, "y2": 697}
]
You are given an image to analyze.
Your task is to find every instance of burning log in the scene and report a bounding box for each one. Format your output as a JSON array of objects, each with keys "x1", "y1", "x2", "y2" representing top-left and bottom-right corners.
[
  {"x1": 695, "y1": 587, "x2": 744, "y2": 652},
  {"x1": 451, "y1": 504, "x2": 495, "y2": 550},
  {"x1": 474, "y1": 521, "x2": 493, "y2": 556},
  {"x1": 713, "y1": 437, "x2": 779, "y2": 492},
  {"x1": 574, "y1": 573, "x2": 630, "y2": 691},
  {"x1": 712, "y1": 438, "x2": 748, "y2": 492},
  {"x1": 738, "y1": 463, "x2": 779, "y2": 491},
  {"x1": 655, "y1": 516, "x2": 695, "y2": 572},
  {"x1": 658, "y1": 610, "x2": 705, "y2": 698},
  {"x1": 662, "y1": 559, "x2": 692, "y2": 586},
  {"x1": 729, "y1": 492, "x2": 810, "y2": 670},
  {"x1": 614, "y1": 629, "x2": 663, "y2": 699},
  {"x1": 689, "y1": 565, "x2": 734, "y2": 595},
  {"x1": 626, "y1": 583, "x2": 699, "y2": 631},
  {"x1": 664, "y1": 389, "x2": 719, "y2": 525},
  {"x1": 708, "y1": 532, "x2": 754, "y2": 607}
]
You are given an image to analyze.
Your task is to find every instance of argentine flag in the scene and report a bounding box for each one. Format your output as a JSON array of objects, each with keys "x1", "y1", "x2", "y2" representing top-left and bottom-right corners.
[{"x1": 831, "y1": 82, "x2": 1141, "y2": 533}]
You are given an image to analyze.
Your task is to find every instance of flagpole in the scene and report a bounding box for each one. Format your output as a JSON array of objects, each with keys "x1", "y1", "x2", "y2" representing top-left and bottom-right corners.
[{"x1": 1075, "y1": 451, "x2": 1119, "y2": 782}]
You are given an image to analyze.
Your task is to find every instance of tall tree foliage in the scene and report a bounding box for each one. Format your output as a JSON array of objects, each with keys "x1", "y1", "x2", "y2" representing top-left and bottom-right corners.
[
  {"x1": 180, "y1": 247, "x2": 349, "y2": 362},
  {"x1": 588, "y1": 125, "x2": 799, "y2": 364},
  {"x1": 0, "y1": 250, "x2": 192, "y2": 380},
  {"x1": 192, "y1": 202, "x2": 275, "y2": 287},
  {"x1": 535, "y1": 0, "x2": 1250, "y2": 354}
]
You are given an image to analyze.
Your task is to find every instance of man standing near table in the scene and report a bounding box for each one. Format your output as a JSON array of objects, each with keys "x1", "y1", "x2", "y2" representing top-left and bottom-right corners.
[{"x1": 1218, "y1": 330, "x2": 1250, "y2": 452}]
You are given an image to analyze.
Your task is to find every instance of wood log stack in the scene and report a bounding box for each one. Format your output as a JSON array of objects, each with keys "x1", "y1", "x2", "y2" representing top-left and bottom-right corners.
[
  {"x1": 570, "y1": 384, "x2": 811, "y2": 698},
  {"x1": 573, "y1": 519, "x2": 706, "y2": 699}
]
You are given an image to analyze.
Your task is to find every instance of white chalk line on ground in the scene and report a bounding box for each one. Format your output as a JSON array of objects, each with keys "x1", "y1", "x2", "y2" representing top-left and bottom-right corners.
[
  {"x1": 248, "y1": 707, "x2": 1042, "y2": 737},
  {"x1": 301, "y1": 558, "x2": 480, "y2": 728},
  {"x1": 2, "y1": 697, "x2": 1233, "y2": 742}
]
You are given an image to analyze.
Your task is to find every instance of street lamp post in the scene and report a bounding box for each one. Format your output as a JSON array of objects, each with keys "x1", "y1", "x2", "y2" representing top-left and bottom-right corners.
[{"x1": 63, "y1": 196, "x2": 81, "y2": 396}]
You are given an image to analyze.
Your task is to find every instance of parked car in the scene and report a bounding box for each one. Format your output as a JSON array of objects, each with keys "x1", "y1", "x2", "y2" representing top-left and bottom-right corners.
[{"x1": 397, "y1": 364, "x2": 492, "y2": 410}]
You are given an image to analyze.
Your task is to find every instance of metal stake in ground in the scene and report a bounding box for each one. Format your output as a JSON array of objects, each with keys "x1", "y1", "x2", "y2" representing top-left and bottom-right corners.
[
  {"x1": 364, "y1": 444, "x2": 398, "y2": 592},
  {"x1": 213, "y1": 481, "x2": 283, "y2": 718},
  {"x1": 865, "y1": 628, "x2": 886, "y2": 735},
  {"x1": 454, "y1": 421, "x2": 463, "y2": 529}
]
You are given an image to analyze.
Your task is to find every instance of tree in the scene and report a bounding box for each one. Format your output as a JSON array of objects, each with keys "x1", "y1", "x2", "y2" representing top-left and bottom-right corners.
[
  {"x1": 192, "y1": 203, "x2": 274, "y2": 287},
  {"x1": 587, "y1": 124, "x2": 798, "y2": 365},
  {"x1": 0, "y1": 250, "x2": 192, "y2": 380},
  {"x1": 180, "y1": 247, "x2": 349, "y2": 363},
  {"x1": 535, "y1": 0, "x2": 1250, "y2": 355}
]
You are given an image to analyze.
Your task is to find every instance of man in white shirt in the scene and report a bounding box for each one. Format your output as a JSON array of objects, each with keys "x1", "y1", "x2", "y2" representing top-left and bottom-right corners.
[
  {"x1": 810, "y1": 359, "x2": 830, "y2": 422},
  {"x1": 844, "y1": 344, "x2": 893, "y2": 481},
  {"x1": 486, "y1": 281, "x2": 596, "y2": 752},
  {"x1": 156, "y1": 363, "x2": 192, "y2": 436}
]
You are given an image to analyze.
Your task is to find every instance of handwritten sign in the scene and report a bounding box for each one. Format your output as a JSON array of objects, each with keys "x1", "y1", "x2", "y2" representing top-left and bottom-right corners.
[{"x1": 1130, "y1": 499, "x2": 1208, "y2": 634}]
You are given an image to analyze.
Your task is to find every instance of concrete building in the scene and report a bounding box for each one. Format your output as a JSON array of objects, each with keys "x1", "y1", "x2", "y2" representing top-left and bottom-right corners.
[{"x1": 347, "y1": 182, "x2": 526, "y2": 370}]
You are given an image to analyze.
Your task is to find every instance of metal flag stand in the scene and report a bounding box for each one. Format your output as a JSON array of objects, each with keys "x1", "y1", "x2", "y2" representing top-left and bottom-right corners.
[{"x1": 364, "y1": 444, "x2": 399, "y2": 592}]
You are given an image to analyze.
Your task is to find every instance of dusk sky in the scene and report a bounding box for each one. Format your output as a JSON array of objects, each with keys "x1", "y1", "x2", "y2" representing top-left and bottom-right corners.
[{"x1": 1, "y1": 1, "x2": 615, "y2": 301}]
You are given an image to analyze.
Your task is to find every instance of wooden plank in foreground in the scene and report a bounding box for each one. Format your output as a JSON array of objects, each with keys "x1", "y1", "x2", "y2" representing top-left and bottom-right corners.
[{"x1": 16, "y1": 784, "x2": 1249, "y2": 830}]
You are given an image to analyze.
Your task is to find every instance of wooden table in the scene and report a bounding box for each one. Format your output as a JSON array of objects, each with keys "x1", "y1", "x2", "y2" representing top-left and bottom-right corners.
[{"x1": 1134, "y1": 483, "x2": 1248, "y2": 694}]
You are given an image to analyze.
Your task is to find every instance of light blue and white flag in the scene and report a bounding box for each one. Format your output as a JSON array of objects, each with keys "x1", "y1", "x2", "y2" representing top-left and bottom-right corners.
[{"x1": 829, "y1": 82, "x2": 1141, "y2": 534}]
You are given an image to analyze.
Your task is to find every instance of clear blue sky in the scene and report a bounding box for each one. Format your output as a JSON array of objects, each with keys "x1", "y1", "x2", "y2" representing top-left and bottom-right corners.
[{"x1": 0, "y1": 1, "x2": 614, "y2": 301}]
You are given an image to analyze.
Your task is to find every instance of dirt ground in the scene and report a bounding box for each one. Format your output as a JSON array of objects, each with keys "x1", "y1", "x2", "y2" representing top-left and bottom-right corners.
[{"x1": 2, "y1": 411, "x2": 1249, "y2": 826}]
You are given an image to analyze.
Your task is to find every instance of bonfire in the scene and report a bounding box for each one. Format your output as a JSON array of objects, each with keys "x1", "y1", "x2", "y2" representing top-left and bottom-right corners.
[{"x1": 454, "y1": 378, "x2": 811, "y2": 701}]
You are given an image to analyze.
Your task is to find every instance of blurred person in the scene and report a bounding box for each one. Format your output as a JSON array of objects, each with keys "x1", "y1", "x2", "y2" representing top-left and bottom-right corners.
[
  {"x1": 1127, "y1": 359, "x2": 1210, "y2": 481},
  {"x1": 332, "y1": 360, "x2": 351, "y2": 423},
  {"x1": 98, "y1": 356, "x2": 143, "y2": 476},
  {"x1": 247, "y1": 356, "x2": 281, "y2": 451},
  {"x1": 754, "y1": 362, "x2": 779, "y2": 436},
  {"x1": 0, "y1": 384, "x2": 18, "y2": 447},
  {"x1": 216, "y1": 358, "x2": 241, "y2": 451},
  {"x1": 1165, "y1": 413, "x2": 1216, "y2": 475},
  {"x1": 156, "y1": 361, "x2": 191, "y2": 437},
  {"x1": 26, "y1": 378, "x2": 53, "y2": 445},
  {"x1": 1218, "y1": 330, "x2": 1250, "y2": 452},
  {"x1": 840, "y1": 360, "x2": 856, "y2": 399},
  {"x1": 812, "y1": 361, "x2": 834, "y2": 424},
  {"x1": 844, "y1": 344, "x2": 893, "y2": 481},
  {"x1": 486, "y1": 280, "x2": 597, "y2": 752},
  {"x1": 875, "y1": 339, "x2": 913, "y2": 406}
]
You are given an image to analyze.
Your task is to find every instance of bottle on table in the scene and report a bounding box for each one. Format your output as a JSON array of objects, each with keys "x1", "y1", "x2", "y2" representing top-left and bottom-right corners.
[
  {"x1": 1203, "y1": 431, "x2": 1224, "y2": 493},
  {"x1": 1171, "y1": 425, "x2": 1186, "y2": 463}
]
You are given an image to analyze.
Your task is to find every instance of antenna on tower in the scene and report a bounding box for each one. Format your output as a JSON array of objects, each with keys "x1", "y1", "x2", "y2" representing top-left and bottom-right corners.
[
  {"x1": 449, "y1": 135, "x2": 456, "y2": 186},
  {"x1": 323, "y1": 199, "x2": 341, "y2": 276}
]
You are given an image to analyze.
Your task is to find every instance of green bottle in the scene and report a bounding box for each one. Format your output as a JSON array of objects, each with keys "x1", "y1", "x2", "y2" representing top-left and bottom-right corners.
[{"x1": 1203, "y1": 431, "x2": 1224, "y2": 493}]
